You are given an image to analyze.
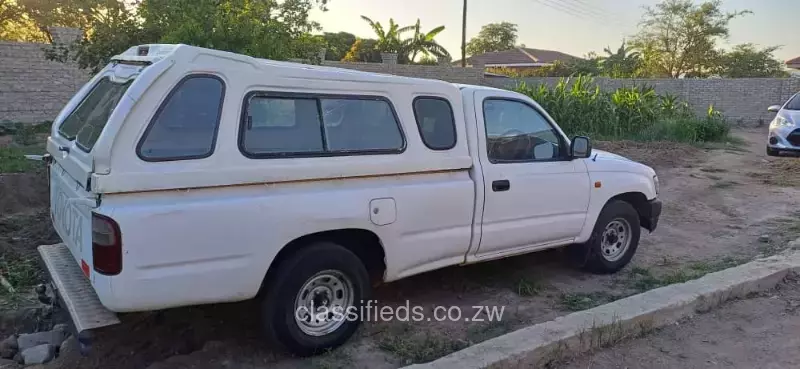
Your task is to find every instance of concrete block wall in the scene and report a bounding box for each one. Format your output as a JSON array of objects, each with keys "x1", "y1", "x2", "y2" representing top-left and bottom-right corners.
[
  {"x1": 0, "y1": 41, "x2": 89, "y2": 123},
  {"x1": 487, "y1": 77, "x2": 800, "y2": 125},
  {"x1": 320, "y1": 61, "x2": 484, "y2": 85},
  {"x1": 1, "y1": 32, "x2": 797, "y2": 126}
]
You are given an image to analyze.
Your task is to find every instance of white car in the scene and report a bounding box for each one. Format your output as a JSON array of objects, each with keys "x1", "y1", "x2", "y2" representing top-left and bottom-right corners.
[
  {"x1": 38, "y1": 44, "x2": 661, "y2": 356},
  {"x1": 767, "y1": 92, "x2": 800, "y2": 156}
]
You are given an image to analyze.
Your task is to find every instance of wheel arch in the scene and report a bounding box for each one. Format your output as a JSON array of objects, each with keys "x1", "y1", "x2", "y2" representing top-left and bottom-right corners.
[
  {"x1": 609, "y1": 191, "x2": 654, "y2": 231},
  {"x1": 258, "y1": 228, "x2": 387, "y2": 295}
]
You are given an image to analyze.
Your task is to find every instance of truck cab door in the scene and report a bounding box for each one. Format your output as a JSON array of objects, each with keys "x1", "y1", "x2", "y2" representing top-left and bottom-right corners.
[{"x1": 471, "y1": 89, "x2": 591, "y2": 259}]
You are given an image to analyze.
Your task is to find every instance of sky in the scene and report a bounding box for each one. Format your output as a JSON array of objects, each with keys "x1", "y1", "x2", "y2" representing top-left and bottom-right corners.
[{"x1": 310, "y1": 0, "x2": 799, "y2": 62}]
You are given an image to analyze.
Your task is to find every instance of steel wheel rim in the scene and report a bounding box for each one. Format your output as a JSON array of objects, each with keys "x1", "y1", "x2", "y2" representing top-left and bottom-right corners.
[
  {"x1": 600, "y1": 218, "x2": 632, "y2": 262},
  {"x1": 294, "y1": 270, "x2": 354, "y2": 336}
]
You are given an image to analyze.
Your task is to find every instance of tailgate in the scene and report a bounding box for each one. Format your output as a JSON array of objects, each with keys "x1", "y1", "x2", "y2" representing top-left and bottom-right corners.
[{"x1": 49, "y1": 160, "x2": 96, "y2": 268}]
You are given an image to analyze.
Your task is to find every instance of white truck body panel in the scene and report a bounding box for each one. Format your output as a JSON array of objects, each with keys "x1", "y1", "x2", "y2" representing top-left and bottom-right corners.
[{"x1": 43, "y1": 44, "x2": 659, "y2": 315}]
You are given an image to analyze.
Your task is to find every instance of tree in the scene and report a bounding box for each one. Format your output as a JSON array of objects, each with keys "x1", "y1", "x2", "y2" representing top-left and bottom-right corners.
[
  {"x1": 415, "y1": 55, "x2": 438, "y2": 65},
  {"x1": 322, "y1": 31, "x2": 356, "y2": 61},
  {"x1": 600, "y1": 41, "x2": 643, "y2": 77},
  {"x1": 631, "y1": 0, "x2": 750, "y2": 78},
  {"x1": 465, "y1": 22, "x2": 517, "y2": 56},
  {"x1": 341, "y1": 38, "x2": 381, "y2": 62},
  {"x1": 718, "y1": 43, "x2": 789, "y2": 78},
  {"x1": 402, "y1": 18, "x2": 448, "y2": 61},
  {"x1": 37, "y1": 0, "x2": 331, "y2": 72},
  {"x1": 359, "y1": 16, "x2": 447, "y2": 63},
  {"x1": 360, "y1": 15, "x2": 406, "y2": 54},
  {"x1": 0, "y1": 0, "x2": 47, "y2": 41}
]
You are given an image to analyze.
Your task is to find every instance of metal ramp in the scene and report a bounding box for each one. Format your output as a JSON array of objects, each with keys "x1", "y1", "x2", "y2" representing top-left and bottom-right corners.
[{"x1": 38, "y1": 243, "x2": 120, "y2": 332}]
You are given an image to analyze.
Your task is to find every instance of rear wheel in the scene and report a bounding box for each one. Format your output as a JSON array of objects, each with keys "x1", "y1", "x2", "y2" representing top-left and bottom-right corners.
[
  {"x1": 570, "y1": 200, "x2": 641, "y2": 274},
  {"x1": 261, "y1": 242, "x2": 370, "y2": 356},
  {"x1": 766, "y1": 146, "x2": 780, "y2": 157}
]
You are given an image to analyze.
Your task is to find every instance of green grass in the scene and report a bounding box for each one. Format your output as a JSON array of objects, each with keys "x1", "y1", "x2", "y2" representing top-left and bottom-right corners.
[
  {"x1": 0, "y1": 255, "x2": 42, "y2": 308},
  {"x1": 465, "y1": 318, "x2": 520, "y2": 343},
  {"x1": 624, "y1": 257, "x2": 749, "y2": 294},
  {"x1": 377, "y1": 325, "x2": 469, "y2": 365},
  {"x1": 559, "y1": 291, "x2": 618, "y2": 311},
  {"x1": 0, "y1": 147, "x2": 35, "y2": 173},
  {"x1": 514, "y1": 276, "x2": 545, "y2": 297}
]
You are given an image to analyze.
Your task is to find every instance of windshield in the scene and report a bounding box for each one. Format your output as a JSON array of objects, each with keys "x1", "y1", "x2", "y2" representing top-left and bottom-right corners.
[
  {"x1": 785, "y1": 93, "x2": 800, "y2": 111},
  {"x1": 58, "y1": 76, "x2": 133, "y2": 151}
]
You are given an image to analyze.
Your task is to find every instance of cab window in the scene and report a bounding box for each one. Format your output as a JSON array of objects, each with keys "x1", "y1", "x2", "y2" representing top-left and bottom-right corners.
[{"x1": 483, "y1": 99, "x2": 563, "y2": 163}]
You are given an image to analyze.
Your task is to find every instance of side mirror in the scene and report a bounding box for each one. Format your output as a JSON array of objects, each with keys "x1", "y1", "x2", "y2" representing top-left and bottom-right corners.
[
  {"x1": 571, "y1": 136, "x2": 592, "y2": 159},
  {"x1": 768, "y1": 105, "x2": 782, "y2": 113}
]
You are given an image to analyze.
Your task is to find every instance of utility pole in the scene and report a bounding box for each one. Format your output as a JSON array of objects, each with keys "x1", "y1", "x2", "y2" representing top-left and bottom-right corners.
[{"x1": 461, "y1": 0, "x2": 467, "y2": 67}]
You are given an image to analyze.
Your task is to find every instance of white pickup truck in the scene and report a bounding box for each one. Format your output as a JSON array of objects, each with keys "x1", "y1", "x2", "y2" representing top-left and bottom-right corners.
[{"x1": 38, "y1": 44, "x2": 661, "y2": 356}]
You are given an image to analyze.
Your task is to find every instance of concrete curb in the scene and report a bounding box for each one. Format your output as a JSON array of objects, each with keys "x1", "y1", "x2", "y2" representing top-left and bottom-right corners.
[{"x1": 404, "y1": 250, "x2": 800, "y2": 369}]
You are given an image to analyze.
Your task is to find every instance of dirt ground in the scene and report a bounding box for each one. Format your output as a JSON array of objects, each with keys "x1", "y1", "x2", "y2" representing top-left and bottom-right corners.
[
  {"x1": 2, "y1": 128, "x2": 800, "y2": 369},
  {"x1": 561, "y1": 274, "x2": 800, "y2": 369}
]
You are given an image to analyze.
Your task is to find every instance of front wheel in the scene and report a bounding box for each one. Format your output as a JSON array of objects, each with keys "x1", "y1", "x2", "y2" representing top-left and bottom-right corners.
[
  {"x1": 261, "y1": 242, "x2": 370, "y2": 356},
  {"x1": 571, "y1": 200, "x2": 641, "y2": 274}
]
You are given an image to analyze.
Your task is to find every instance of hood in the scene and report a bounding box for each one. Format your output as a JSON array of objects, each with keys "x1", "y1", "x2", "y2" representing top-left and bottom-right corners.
[
  {"x1": 778, "y1": 109, "x2": 800, "y2": 124},
  {"x1": 584, "y1": 148, "x2": 656, "y2": 177},
  {"x1": 590, "y1": 149, "x2": 632, "y2": 162}
]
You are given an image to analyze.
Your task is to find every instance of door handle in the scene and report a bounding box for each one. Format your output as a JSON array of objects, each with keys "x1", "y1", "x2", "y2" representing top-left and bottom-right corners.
[{"x1": 492, "y1": 180, "x2": 510, "y2": 192}]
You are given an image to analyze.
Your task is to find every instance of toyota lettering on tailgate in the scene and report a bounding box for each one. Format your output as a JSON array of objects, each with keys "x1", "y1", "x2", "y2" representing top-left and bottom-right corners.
[{"x1": 52, "y1": 190, "x2": 83, "y2": 249}]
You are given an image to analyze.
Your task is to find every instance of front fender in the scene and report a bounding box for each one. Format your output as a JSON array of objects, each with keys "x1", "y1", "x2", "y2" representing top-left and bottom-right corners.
[{"x1": 575, "y1": 170, "x2": 657, "y2": 243}]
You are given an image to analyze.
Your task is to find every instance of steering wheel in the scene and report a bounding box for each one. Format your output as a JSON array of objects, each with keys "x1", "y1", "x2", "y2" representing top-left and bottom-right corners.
[
  {"x1": 498, "y1": 129, "x2": 532, "y2": 159},
  {"x1": 322, "y1": 101, "x2": 347, "y2": 127}
]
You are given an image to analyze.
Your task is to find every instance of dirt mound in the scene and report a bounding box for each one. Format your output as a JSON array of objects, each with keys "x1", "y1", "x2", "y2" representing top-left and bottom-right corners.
[
  {"x1": 761, "y1": 157, "x2": 800, "y2": 187},
  {"x1": 0, "y1": 169, "x2": 49, "y2": 214},
  {"x1": 594, "y1": 140, "x2": 703, "y2": 169}
]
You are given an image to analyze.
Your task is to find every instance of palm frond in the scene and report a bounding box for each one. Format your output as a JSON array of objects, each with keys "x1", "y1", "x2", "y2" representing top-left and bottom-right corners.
[
  {"x1": 420, "y1": 40, "x2": 450, "y2": 58},
  {"x1": 397, "y1": 25, "x2": 416, "y2": 35},
  {"x1": 424, "y1": 25, "x2": 445, "y2": 40}
]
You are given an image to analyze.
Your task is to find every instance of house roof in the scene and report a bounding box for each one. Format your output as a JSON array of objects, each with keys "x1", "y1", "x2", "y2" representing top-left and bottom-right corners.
[
  {"x1": 787, "y1": 56, "x2": 800, "y2": 68},
  {"x1": 453, "y1": 47, "x2": 580, "y2": 66}
]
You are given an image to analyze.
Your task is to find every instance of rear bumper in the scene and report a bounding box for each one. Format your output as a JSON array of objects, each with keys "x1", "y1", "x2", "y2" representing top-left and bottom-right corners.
[
  {"x1": 640, "y1": 198, "x2": 662, "y2": 232},
  {"x1": 37, "y1": 243, "x2": 120, "y2": 333}
]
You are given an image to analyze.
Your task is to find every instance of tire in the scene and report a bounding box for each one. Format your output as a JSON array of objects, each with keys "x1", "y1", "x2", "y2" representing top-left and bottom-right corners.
[
  {"x1": 766, "y1": 146, "x2": 780, "y2": 157},
  {"x1": 261, "y1": 242, "x2": 370, "y2": 356},
  {"x1": 580, "y1": 200, "x2": 641, "y2": 274}
]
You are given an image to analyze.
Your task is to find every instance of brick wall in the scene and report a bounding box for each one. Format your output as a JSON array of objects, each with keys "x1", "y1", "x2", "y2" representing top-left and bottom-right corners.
[
  {"x1": 0, "y1": 29, "x2": 90, "y2": 123},
  {"x1": 486, "y1": 77, "x2": 800, "y2": 125},
  {"x1": 319, "y1": 61, "x2": 484, "y2": 84},
  {"x1": 1, "y1": 34, "x2": 798, "y2": 125}
]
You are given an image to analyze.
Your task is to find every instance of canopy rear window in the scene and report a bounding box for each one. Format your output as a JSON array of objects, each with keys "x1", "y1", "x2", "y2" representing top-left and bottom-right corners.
[{"x1": 58, "y1": 77, "x2": 132, "y2": 151}]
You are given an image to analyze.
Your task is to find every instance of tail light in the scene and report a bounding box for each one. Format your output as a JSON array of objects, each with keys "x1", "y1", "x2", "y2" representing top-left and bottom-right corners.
[{"x1": 92, "y1": 212, "x2": 122, "y2": 275}]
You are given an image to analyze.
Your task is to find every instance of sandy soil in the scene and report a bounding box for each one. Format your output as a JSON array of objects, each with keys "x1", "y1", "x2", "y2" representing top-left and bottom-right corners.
[
  {"x1": 2, "y1": 128, "x2": 800, "y2": 369},
  {"x1": 560, "y1": 274, "x2": 800, "y2": 369}
]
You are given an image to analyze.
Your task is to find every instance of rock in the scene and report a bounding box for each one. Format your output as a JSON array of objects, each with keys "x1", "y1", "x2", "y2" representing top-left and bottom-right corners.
[
  {"x1": 20, "y1": 344, "x2": 55, "y2": 365},
  {"x1": 0, "y1": 336, "x2": 17, "y2": 359},
  {"x1": 17, "y1": 328, "x2": 68, "y2": 352},
  {"x1": 51, "y1": 324, "x2": 69, "y2": 346},
  {"x1": 0, "y1": 358, "x2": 22, "y2": 369},
  {"x1": 758, "y1": 235, "x2": 771, "y2": 243},
  {"x1": 55, "y1": 336, "x2": 79, "y2": 361}
]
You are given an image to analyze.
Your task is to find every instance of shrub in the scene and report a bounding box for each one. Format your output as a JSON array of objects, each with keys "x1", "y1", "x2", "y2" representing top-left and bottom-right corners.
[{"x1": 513, "y1": 76, "x2": 729, "y2": 143}]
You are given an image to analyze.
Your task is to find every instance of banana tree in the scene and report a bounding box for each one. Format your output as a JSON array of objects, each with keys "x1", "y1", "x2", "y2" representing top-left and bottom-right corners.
[
  {"x1": 401, "y1": 19, "x2": 449, "y2": 62},
  {"x1": 360, "y1": 16, "x2": 409, "y2": 54}
]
